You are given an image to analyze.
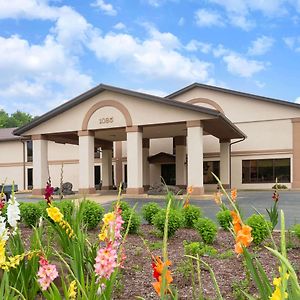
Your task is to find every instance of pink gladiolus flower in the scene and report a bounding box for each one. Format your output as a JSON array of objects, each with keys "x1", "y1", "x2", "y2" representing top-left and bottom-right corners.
[
  {"x1": 37, "y1": 257, "x2": 58, "y2": 290},
  {"x1": 94, "y1": 243, "x2": 118, "y2": 279}
]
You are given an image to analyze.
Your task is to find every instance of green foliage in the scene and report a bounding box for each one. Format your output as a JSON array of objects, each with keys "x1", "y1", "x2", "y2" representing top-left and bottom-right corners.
[
  {"x1": 19, "y1": 202, "x2": 42, "y2": 227},
  {"x1": 149, "y1": 241, "x2": 163, "y2": 251},
  {"x1": 246, "y1": 214, "x2": 271, "y2": 245},
  {"x1": 81, "y1": 199, "x2": 104, "y2": 229},
  {"x1": 121, "y1": 208, "x2": 141, "y2": 234},
  {"x1": 292, "y1": 224, "x2": 300, "y2": 240},
  {"x1": 141, "y1": 202, "x2": 161, "y2": 224},
  {"x1": 183, "y1": 241, "x2": 217, "y2": 257},
  {"x1": 271, "y1": 183, "x2": 287, "y2": 189},
  {"x1": 0, "y1": 109, "x2": 35, "y2": 128},
  {"x1": 111, "y1": 200, "x2": 131, "y2": 212},
  {"x1": 266, "y1": 201, "x2": 279, "y2": 230},
  {"x1": 182, "y1": 205, "x2": 202, "y2": 228},
  {"x1": 194, "y1": 217, "x2": 217, "y2": 244},
  {"x1": 152, "y1": 208, "x2": 184, "y2": 237},
  {"x1": 232, "y1": 278, "x2": 250, "y2": 300},
  {"x1": 216, "y1": 209, "x2": 232, "y2": 231}
]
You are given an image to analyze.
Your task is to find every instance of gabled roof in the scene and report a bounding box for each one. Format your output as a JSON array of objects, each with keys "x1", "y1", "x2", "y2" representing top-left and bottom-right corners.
[
  {"x1": 13, "y1": 83, "x2": 246, "y2": 139},
  {"x1": 167, "y1": 82, "x2": 300, "y2": 109},
  {"x1": 0, "y1": 128, "x2": 21, "y2": 142},
  {"x1": 148, "y1": 152, "x2": 175, "y2": 164}
]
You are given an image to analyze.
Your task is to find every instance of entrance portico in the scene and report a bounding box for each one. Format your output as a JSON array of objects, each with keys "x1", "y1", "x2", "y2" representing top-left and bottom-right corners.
[{"x1": 14, "y1": 84, "x2": 246, "y2": 195}]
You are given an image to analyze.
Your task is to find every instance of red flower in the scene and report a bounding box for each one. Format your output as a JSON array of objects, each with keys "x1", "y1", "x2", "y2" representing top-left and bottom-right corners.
[
  {"x1": 44, "y1": 182, "x2": 54, "y2": 205},
  {"x1": 272, "y1": 191, "x2": 279, "y2": 202}
]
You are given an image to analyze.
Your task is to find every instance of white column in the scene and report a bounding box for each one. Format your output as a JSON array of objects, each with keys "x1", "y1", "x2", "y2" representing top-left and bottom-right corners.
[
  {"x1": 220, "y1": 139, "x2": 231, "y2": 188},
  {"x1": 32, "y1": 135, "x2": 48, "y2": 195},
  {"x1": 187, "y1": 121, "x2": 204, "y2": 194},
  {"x1": 143, "y1": 138, "x2": 150, "y2": 190},
  {"x1": 102, "y1": 147, "x2": 113, "y2": 190},
  {"x1": 78, "y1": 131, "x2": 95, "y2": 194},
  {"x1": 175, "y1": 136, "x2": 187, "y2": 188},
  {"x1": 126, "y1": 126, "x2": 144, "y2": 194}
]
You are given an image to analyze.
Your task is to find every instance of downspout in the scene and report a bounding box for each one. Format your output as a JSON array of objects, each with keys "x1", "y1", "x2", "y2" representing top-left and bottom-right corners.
[
  {"x1": 22, "y1": 139, "x2": 26, "y2": 191},
  {"x1": 229, "y1": 137, "x2": 246, "y2": 188}
]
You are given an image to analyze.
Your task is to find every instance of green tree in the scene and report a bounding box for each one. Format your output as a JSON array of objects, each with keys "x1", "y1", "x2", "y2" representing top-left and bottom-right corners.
[
  {"x1": 0, "y1": 109, "x2": 9, "y2": 128},
  {"x1": 4, "y1": 110, "x2": 34, "y2": 128}
]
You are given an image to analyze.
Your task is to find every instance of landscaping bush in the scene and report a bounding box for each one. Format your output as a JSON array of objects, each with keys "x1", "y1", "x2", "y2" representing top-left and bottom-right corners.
[
  {"x1": 182, "y1": 205, "x2": 202, "y2": 228},
  {"x1": 194, "y1": 217, "x2": 217, "y2": 244},
  {"x1": 292, "y1": 224, "x2": 300, "y2": 240},
  {"x1": 183, "y1": 241, "x2": 217, "y2": 257},
  {"x1": 111, "y1": 200, "x2": 131, "y2": 212},
  {"x1": 121, "y1": 208, "x2": 141, "y2": 234},
  {"x1": 152, "y1": 208, "x2": 184, "y2": 237},
  {"x1": 141, "y1": 202, "x2": 160, "y2": 224},
  {"x1": 81, "y1": 200, "x2": 104, "y2": 230},
  {"x1": 246, "y1": 214, "x2": 271, "y2": 245},
  {"x1": 216, "y1": 209, "x2": 232, "y2": 231},
  {"x1": 37, "y1": 200, "x2": 48, "y2": 218},
  {"x1": 19, "y1": 202, "x2": 42, "y2": 227},
  {"x1": 271, "y1": 183, "x2": 288, "y2": 189}
]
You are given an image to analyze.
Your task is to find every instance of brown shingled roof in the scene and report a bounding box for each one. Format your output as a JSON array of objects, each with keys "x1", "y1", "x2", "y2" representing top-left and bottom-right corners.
[{"x1": 0, "y1": 127, "x2": 21, "y2": 142}]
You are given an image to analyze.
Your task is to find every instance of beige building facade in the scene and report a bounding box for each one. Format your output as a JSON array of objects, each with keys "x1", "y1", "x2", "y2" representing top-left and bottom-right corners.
[{"x1": 0, "y1": 83, "x2": 299, "y2": 194}]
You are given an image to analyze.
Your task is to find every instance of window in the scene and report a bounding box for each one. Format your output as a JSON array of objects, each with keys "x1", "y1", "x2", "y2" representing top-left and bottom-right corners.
[
  {"x1": 27, "y1": 168, "x2": 33, "y2": 190},
  {"x1": 203, "y1": 161, "x2": 220, "y2": 184},
  {"x1": 27, "y1": 141, "x2": 33, "y2": 162},
  {"x1": 94, "y1": 147, "x2": 100, "y2": 159},
  {"x1": 242, "y1": 159, "x2": 290, "y2": 183}
]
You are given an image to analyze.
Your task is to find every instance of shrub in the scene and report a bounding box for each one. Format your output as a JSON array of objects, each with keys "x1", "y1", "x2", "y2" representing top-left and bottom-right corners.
[
  {"x1": 37, "y1": 200, "x2": 48, "y2": 218},
  {"x1": 292, "y1": 224, "x2": 300, "y2": 240},
  {"x1": 194, "y1": 217, "x2": 217, "y2": 244},
  {"x1": 152, "y1": 209, "x2": 184, "y2": 237},
  {"x1": 111, "y1": 200, "x2": 131, "y2": 212},
  {"x1": 216, "y1": 209, "x2": 232, "y2": 231},
  {"x1": 19, "y1": 202, "x2": 42, "y2": 227},
  {"x1": 141, "y1": 202, "x2": 160, "y2": 224},
  {"x1": 182, "y1": 205, "x2": 202, "y2": 228},
  {"x1": 272, "y1": 184, "x2": 288, "y2": 190},
  {"x1": 246, "y1": 214, "x2": 271, "y2": 245},
  {"x1": 81, "y1": 200, "x2": 104, "y2": 230},
  {"x1": 121, "y1": 208, "x2": 141, "y2": 234},
  {"x1": 183, "y1": 241, "x2": 217, "y2": 257}
]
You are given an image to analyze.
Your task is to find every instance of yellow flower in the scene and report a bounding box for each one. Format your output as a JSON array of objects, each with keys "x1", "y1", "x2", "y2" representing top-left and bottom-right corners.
[
  {"x1": 47, "y1": 206, "x2": 64, "y2": 222},
  {"x1": 68, "y1": 280, "x2": 77, "y2": 300},
  {"x1": 103, "y1": 212, "x2": 115, "y2": 225},
  {"x1": 98, "y1": 231, "x2": 107, "y2": 241},
  {"x1": 273, "y1": 277, "x2": 281, "y2": 287},
  {"x1": 214, "y1": 192, "x2": 222, "y2": 205},
  {"x1": 0, "y1": 239, "x2": 6, "y2": 266}
]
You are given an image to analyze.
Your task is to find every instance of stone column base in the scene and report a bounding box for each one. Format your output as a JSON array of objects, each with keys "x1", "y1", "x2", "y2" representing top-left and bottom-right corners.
[
  {"x1": 32, "y1": 188, "x2": 45, "y2": 196},
  {"x1": 78, "y1": 188, "x2": 96, "y2": 194},
  {"x1": 190, "y1": 186, "x2": 204, "y2": 195},
  {"x1": 101, "y1": 185, "x2": 113, "y2": 190},
  {"x1": 126, "y1": 187, "x2": 144, "y2": 195}
]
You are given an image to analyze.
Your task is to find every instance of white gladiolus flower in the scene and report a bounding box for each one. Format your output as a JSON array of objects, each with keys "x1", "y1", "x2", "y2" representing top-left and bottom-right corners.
[
  {"x1": 0, "y1": 216, "x2": 8, "y2": 241},
  {"x1": 7, "y1": 196, "x2": 20, "y2": 228}
]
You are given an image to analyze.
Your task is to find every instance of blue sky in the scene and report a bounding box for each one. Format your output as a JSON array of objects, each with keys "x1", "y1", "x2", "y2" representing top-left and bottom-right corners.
[{"x1": 0, "y1": 0, "x2": 300, "y2": 115}]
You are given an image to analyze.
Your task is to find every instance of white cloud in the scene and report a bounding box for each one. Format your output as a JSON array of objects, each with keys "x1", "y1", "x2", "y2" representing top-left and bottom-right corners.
[
  {"x1": 91, "y1": 0, "x2": 117, "y2": 16},
  {"x1": 296, "y1": 97, "x2": 300, "y2": 104},
  {"x1": 114, "y1": 22, "x2": 126, "y2": 30},
  {"x1": 195, "y1": 9, "x2": 224, "y2": 27},
  {"x1": 136, "y1": 88, "x2": 166, "y2": 97},
  {"x1": 185, "y1": 40, "x2": 212, "y2": 53},
  {"x1": 248, "y1": 36, "x2": 275, "y2": 56},
  {"x1": 223, "y1": 53, "x2": 267, "y2": 77},
  {"x1": 283, "y1": 36, "x2": 300, "y2": 52},
  {"x1": 88, "y1": 28, "x2": 213, "y2": 82},
  {"x1": 178, "y1": 17, "x2": 185, "y2": 26},
  {"x1": 229, "y1": 14, "x2": 255, "y2": 30}
]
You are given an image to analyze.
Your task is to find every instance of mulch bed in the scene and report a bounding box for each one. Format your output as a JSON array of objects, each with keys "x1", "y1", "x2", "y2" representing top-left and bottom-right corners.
[
  {"x1": 19, "y1": 224, "x2": 300, "y2": 299},
  {"x1": 117, "y1": 225, "x2": 300, "y2": 300}
]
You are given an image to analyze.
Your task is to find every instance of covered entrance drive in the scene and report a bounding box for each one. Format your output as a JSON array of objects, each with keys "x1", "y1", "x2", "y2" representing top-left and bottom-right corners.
[{"x1": 14, "y1": 84, "x2": 246, "y2": 195}]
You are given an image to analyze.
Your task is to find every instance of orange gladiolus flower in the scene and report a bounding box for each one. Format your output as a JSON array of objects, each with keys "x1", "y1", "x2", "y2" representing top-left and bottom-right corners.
[
  {"x1": 214, "y1": 192, "x2": 222, "y2": 205},
  {"x1": 230, "y1": 211, "x2": 253, "y2": 255},
  {"x1": 151, "y1": 256, "x2": 173, "y2": 295},
  {"x1": 187, "y1": 186, "x2": 193, "y2": 194},
  {"x1": 231, "y1": 188, "x2": 237, "y2": 202}
]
